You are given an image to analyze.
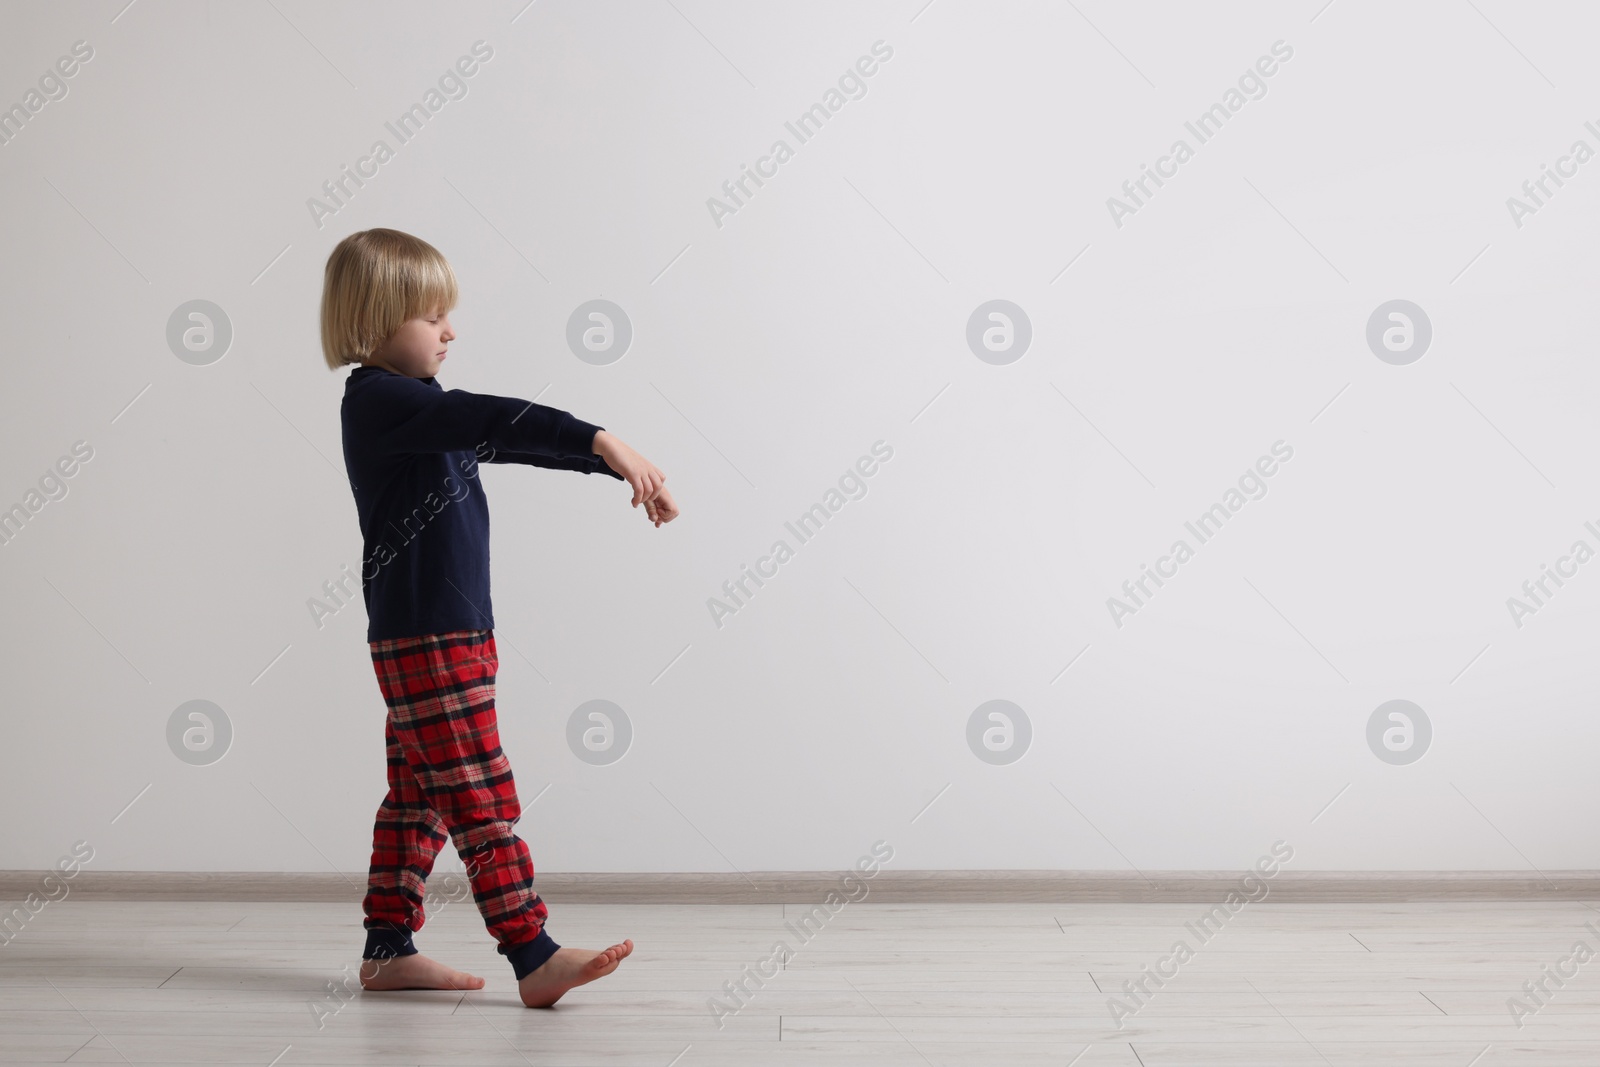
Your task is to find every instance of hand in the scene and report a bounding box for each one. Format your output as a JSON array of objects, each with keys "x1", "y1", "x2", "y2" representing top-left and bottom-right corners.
[
  {"x1": 642, "y1": 487, "x2": 679, "y2": 528},
  {"x1": 592, "y1": 430, "x2": 666, "y2": 510}
]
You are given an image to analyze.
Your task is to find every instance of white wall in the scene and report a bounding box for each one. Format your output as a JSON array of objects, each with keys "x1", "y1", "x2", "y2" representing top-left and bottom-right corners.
[{"x1": 2, "y1": 0, "x2": 1596, "y2": 876}]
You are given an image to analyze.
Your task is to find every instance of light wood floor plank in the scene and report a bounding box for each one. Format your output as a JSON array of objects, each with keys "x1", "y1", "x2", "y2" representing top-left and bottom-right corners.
[{"x1": 1, "y1": 899, "x2": 1596, "y2": 1063}]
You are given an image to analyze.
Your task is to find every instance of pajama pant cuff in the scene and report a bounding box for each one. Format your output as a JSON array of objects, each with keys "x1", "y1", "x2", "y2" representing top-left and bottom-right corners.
[
  {"x1": 502, "y1": 928, "x2": 561, "y2": 980},
  {"x1": 362, "y1": 923, "x2": 419, "y2": 961}
]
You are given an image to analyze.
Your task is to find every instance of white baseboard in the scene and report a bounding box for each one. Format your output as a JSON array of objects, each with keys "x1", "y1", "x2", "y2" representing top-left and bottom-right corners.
[{"x1": 2, "y1": 870, "x2": 1596, "y2": 903}]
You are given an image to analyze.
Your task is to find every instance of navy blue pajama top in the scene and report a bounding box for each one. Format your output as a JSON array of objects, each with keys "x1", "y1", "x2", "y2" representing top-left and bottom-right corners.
[{"x1": 340, "y1": 364, "x2": 623, "y2": 641}]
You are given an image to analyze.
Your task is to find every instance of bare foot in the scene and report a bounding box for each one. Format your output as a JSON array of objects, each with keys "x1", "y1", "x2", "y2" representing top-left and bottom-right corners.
[
  {"x1": 358, "y1": 952, "x2": 486, "y2": 991},
  {"x1": 518, "y1": 940, "x2": 634, "y2": 1008}
]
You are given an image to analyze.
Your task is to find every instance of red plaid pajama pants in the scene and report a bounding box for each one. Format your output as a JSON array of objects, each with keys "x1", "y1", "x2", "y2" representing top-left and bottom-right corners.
[{"x1": 361, "y1": 629, "x2": 559, "y2": 979}]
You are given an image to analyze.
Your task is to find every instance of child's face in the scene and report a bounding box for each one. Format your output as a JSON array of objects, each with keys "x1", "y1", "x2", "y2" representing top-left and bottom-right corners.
[{"x1": 367, "y1": 306, "x2": 455, "y2": 378}]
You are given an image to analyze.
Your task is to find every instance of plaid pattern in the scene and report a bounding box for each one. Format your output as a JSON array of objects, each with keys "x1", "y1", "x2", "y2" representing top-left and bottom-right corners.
[{"x1": 361, "y1": 629, "x2": 550, "y2": 957}]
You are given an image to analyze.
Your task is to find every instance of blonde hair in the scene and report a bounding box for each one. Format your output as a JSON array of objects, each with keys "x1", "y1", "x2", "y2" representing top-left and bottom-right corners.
[{"x1": 320, "y1": 228, "x2": 459, "y2": 370}]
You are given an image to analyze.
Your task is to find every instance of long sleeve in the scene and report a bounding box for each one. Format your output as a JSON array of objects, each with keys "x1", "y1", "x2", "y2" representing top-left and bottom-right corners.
[
  {"x1": 481, "y1": 449, "x2": 627, "y2": 480},
  {"x1": 352, "y1": 374, "x2": 602, "y2": 459}
]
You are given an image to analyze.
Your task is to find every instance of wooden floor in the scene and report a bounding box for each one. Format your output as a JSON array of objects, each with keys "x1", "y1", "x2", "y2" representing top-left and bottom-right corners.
[{"x1": 2, "y1": 898, "x2": 1599, "y2": 1064}]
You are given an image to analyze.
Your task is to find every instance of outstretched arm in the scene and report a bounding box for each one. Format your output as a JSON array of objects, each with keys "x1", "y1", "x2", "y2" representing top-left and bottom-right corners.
[
  {"x1": 480, "y1": 450, "x2": 626, "y2": 480},
  {"x1": 482, "y1": 444, "x2": 678, "y2": 527},
  {"x1": 353, "y1": 375, "x2": 604, "y2": 460},
  {"x1": 476, "y1": 441, "x2": 678, "y2": 524}
]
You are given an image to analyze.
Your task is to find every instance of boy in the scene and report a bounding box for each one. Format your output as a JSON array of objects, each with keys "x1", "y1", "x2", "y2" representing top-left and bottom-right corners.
[{"x1": 322, "y1": 227, "x2": 678, "y2": 1007}]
